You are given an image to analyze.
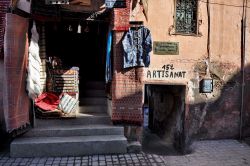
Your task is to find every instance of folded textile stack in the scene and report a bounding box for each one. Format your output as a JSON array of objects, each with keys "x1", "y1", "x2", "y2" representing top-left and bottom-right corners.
[
  {"x1": 35, "y1": 92, "x2": 79, "y2": 119},
  {"x1": 35, "y1": 67, "x2": 80, "y2": 118},
  {"x1": 51, "y1": 67, "x2": 79, "y2": 93},
  {"x1": 35, "y1": 108, "x2": 62, "y2": 119},
  {"x1": 59, "y1": 93, "x2": 79, "y2": 115},
  {"x1": 51, "y1": 67, "x2": 79, "y2": 117}
]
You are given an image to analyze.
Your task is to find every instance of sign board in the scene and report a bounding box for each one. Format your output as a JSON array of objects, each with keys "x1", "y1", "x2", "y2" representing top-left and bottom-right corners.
[
  {"x1": 106, "y1": 0, "x2": 126, "y2": 8},
  {"x1": 153, "y1": 42, "x2": 179, "y2": 55}
]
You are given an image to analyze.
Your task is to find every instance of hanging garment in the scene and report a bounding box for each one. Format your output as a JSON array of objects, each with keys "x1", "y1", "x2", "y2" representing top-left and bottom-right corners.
[
  {"x1": 122, "y1": 26, "x2": 152, "y2": 68},
  {"x1": 105, "y1": 30, "x2": 113, "y2": 83},
  {"x1": 3, "y1": 14, "x2": 30, "y2": 133},
  {"x1": 26, "y1": 22, "x2": 42, "y2": 100}
]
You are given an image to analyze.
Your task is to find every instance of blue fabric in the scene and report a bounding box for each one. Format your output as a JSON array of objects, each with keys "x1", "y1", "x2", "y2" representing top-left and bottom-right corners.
[
  {"x1": 105, "y1": 0, "x2": 126, "y2": 8},
  {"x1": 105, "y1": 30, "x2": 113, "y2": 83},
  {"x1": 122, "y1": 26, "x2": 152, "y2": 69}
]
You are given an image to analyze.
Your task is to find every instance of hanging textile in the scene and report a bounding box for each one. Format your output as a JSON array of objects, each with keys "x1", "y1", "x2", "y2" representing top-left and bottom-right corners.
[
  {"x1": 35, "y1": 92, "x2": 60, "y2": 112},
  {"x1": 39, "y1": 25, "x2": 47, "y2": 92},
  {"x1": 3, "y1": 13, "x2": 30, "y2": 133},
  {"x1": 0, "y1": 1, "x2": 10, "y2": 131},
  {"x1": 122, "y1": 26, "x2": 152, "y2": 68},
  {"x1": 112, "y1": 0, "x2": 131, "y2": 31},
  {"x1": 105, "y1": 30, "x2": 113, "y2": 83},
  {"x1": 0, "y1": 60, "x2": 3, "y2": 129},
  {"x1": 0, "y1": 0, "x2": 10, "y2": 59},
  {"x1": 112, "y1": 32, "x2": 144, "y2": 125},
  {"x1": 26, "y1": 22, "x2": 42, "y2": 100}
]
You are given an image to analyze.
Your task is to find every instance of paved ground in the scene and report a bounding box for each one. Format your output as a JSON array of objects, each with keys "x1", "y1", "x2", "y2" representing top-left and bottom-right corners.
[{"x1": 0, "y1": 140, "x2": 250, "y2": 166}]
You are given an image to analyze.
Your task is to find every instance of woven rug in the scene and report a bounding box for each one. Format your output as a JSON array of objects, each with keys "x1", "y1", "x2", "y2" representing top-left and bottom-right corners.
[
  {"x1": 112, "y1": 0, "x2": 131, "y2": 31},
  {"x1": 3, "y1": 14, "x2": 30, "y2": 133},
  {"x1": 111, "y1": 32, "x2": 144, "y2": 125}
]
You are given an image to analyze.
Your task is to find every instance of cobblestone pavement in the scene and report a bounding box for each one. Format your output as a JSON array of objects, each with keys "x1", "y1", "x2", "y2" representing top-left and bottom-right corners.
[{"x1": 0, "y1": 140, "x2": 250, "y2": 166}]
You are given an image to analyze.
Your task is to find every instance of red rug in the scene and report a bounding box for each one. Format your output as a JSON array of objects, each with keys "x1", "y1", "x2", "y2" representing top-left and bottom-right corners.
[
  {"x1": 111, "y1": 32, "x2": 144, "y2": 125},
  {"x1": 112, "y1": 0, "x2": 131, "y2": 31}
]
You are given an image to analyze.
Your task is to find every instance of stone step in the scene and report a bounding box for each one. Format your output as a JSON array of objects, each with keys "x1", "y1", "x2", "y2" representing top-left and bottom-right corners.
[
  {"x1": 35, "y1": 113, "x2": 111, "y2": 127},
  {"x1": 245, "y1": 138, "x2": 250, "y2": 146},
  {"x1": 78, "y1": 106, "x2": 107, "y2": 113},
  {"x1": 24, "y1": 125, "x2": 124, "y2": 137},
  {"x1": 84, "y1": 81, "x2": 105, "y2": 90},
  {"x1": 80, "y1": 97, "x2": 107, "y2": 106},
  {"x1": 10, "y1": 135, "x2": 127, "y2": 157},
  {"x1": 83, "y1": 90, "x2": 106, "y2": 97}
]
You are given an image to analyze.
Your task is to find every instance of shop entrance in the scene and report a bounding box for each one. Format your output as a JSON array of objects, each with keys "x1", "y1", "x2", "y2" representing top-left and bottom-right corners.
[
  {"x1": 33, "y1": 21, "x2": 109, "y2": 119},
  {"x1": 142, "y1": 85, "x2": 186, "y2": 154},
  {"x1": 45, "y1": 21, "x2": 109, "y2": 98}
]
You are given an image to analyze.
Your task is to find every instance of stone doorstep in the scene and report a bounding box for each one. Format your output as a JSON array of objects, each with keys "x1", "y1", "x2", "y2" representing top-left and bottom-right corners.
[
  {"x1": 127, "y1": 141, "x2": 142, "y2": 153},
  {"x1": 245, "y1": 137, "x2": 250, "y2": 146},
  {"x1": 10, "y1": 135, "x2": 127, "y2": 157},
  {"x1": 78, "y1": 105, "x2": 108, "y2": 113},
  {"x1": 34, "y1": 113, "x2": 111, "y2": 127},
  {"x1": 24, "y1": 125, "x2": 124, "y2": 137}
]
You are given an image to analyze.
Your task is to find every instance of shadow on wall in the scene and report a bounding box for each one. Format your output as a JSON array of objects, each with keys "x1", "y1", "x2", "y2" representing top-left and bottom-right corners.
[{"x1": 186, "y1": 63, "x2": 250, "y2": 147}]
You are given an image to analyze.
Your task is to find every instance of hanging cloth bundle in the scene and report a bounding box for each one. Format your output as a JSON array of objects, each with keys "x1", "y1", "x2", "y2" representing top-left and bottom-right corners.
[{"x1": 26, "y1": 22, "x2": 42, "y2": 100}]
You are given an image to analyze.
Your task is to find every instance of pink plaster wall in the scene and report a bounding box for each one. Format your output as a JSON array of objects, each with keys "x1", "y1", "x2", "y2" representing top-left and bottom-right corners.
[{"x1": 131, "y1": 0, "x2": 248, "y2": 139}]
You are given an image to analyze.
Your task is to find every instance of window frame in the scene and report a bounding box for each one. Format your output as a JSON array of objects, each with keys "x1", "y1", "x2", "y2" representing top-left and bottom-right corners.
[{"x1": 173, "y1": 0, "x2": 199, "y2": 36}]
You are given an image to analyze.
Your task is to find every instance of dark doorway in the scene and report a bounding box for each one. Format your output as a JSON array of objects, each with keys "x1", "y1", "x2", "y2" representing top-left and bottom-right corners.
[
  {"x1": 45, "y1": 21, "x2": 109, "y2": 97},
  {"x1": 142, "y1": 85, "x2": 186, "y2": 155}
]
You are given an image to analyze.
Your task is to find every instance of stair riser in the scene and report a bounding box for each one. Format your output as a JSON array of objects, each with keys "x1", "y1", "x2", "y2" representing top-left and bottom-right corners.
[
  {"x1": 11, "y1": 140, "x2": 127, "y2": 157},
  {"x1": 25, "y1": 128, "x2": 124, "y2": 137},
  {"x1": 84, "y1": 90, "x2": 106, "y2": 97},
  {"x1": 80, "y1": 98, "x2": 107, "y2": 106},
  {"x1": 35, "y1": 117, "x2": 111, "y2": 127},
  {"x1": 85, "y1": 82, "x2": 105, "y2": 90},
  {"x1": 78, "y1": 106, "x2": 107, "y2": 113}
]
